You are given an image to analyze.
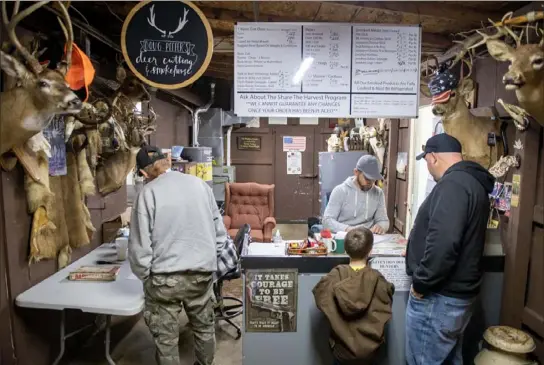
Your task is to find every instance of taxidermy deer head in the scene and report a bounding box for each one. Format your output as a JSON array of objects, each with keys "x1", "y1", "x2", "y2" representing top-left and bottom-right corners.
[
  {"x1": 115, "y1": 65, "x2": 150, "y2": 103},
  {"x1": 485, "y1": 29, "x2": 544, "y2": 126},
  {"x1": 0, "y1": 0, "x2": 82, "y2": 156},
  {"x1": 429, "y1": 78, "x2": 475, "y2": 117},
  {"x1": 421, "y1": 67, "x2": 502, "y2": 169}
]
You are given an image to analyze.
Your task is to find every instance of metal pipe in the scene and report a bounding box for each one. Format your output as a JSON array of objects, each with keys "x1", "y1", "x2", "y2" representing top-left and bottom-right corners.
[
  {"x1": 192, "y1": 82, "x2": 215, "y2": 147},
  {"x1": 172, "y1": 98, "x2": 194, "y2": 116},
  {"x1": 226, "y1": 125, "x2": 233, "y2": 166}
]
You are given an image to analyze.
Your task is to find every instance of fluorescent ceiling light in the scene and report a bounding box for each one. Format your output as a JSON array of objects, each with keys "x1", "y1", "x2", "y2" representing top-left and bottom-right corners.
[{"x1": 292, "y1": 57, "x2": 314, "y2": 85}]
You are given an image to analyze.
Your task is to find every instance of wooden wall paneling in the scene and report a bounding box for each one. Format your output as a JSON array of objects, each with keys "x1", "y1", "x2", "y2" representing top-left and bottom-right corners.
[
  {"x1": 501, "y1": 123, "x2": 542, "y2": 327},
  {"x1": 2, "y1": 167, "x2": 56, "y2": 365},
  {"x1": 386, "y1": 120, "x2": 400, "y2": 233},
  {"x1": 523, "y1": 226, "x2": 544, "y2": 333},
  {"x1": 394, "y1": 121, "x2": 411, "y2": 234},
  {"x1": 535, "y1": 139, "x2": 544, "y2": 226},
  {"x1": 520, "y1": 129, "x2": 544, "y2": 358},
  {"x1": 149, "y1": 95, "x2": 191, "y2": 148},
  {"x1": 314, "y1": 118, "x2": 331, "y2": 217},
  {"x1": 0, "y1": 170, "x2": 15, "y2": 365},
  {"x1": 230, "y1": 124, "x2": 275, "y2": 184},
  {"x1": 473, "y1": 57, "x2": 497, "y2": 109}
]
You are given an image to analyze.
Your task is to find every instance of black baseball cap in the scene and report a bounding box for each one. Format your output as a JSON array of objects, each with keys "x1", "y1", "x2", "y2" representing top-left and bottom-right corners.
[
  {"x1": 416, "y1": 134, "x2": 462, "y2": 161},
  {"x1": 136, "y1": 145, "x2": 166, "y2": 170}
]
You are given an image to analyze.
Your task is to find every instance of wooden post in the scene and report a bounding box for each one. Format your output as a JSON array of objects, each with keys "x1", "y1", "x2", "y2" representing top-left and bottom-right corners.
[
  {"x1": 386, "y1": 119, "x2": 399, "y2": 233},
  {"x1": 500, "y1": 122, "x2": 542, "y2": 327}
]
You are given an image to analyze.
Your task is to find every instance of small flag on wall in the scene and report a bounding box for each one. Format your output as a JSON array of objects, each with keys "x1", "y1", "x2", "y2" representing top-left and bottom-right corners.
[{"x1": 283, "y1": 136, "x2": 306, "y2": 152}]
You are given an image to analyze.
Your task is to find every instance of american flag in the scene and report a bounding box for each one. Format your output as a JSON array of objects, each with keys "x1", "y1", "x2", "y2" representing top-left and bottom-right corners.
[{"x1": 283, "y1": 136, "x2": 306, "y2": 152}]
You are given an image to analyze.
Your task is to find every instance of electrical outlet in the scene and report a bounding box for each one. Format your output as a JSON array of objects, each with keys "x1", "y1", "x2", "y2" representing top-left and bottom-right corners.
[{"x1": 487, "y1": 132, "x2": 497, "y2": 147}]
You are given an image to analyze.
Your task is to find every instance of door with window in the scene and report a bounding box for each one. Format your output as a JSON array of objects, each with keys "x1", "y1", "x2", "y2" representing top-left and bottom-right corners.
[{"x1": 406, "y1": 105, "x2": 436, "y2": 233}]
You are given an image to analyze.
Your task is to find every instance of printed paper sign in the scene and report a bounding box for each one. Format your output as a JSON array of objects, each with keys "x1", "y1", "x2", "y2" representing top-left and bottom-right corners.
[
  {"x1": 286, "y1": 151, "x2": 302, "y2": 175},
  {"x1": 43, "y1": 115, "x2": 67, "y2": 176},
  {"x1": 245, "y1": 269, "x2": 298, "y2": 332},
  {"x1": 370, "y1": 257, "x2": 411, "y2": 292}
]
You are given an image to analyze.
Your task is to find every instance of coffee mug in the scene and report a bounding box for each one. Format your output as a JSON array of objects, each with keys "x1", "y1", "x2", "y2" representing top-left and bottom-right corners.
[
  {"x1": 322, "y1": 238, "x2": 337, "y2": 253},
  {"x1": 333, "y1": 232, "x2": 346, "y2": 254}
]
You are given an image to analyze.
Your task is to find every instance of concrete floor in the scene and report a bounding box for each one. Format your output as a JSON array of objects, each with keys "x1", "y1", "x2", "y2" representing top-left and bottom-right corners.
[
  {"x1": 68, "y1": 224, "x2": 307, "y2": 365},
  {"x1": 70, "y1": 279, "x2": 243, "y2": 365}
]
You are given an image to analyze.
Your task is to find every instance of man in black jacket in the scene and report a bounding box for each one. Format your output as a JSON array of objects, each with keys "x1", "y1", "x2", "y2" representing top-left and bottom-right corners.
[{"x1": 405, "y1": 134, "x2": 495, "y2": 365}]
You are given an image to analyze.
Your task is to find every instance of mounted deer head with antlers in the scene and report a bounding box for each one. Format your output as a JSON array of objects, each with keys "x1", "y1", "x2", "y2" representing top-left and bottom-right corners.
[
  {"x1": 421, "y1": 66, "x2": 503, "y2": 170},
  {"x1": 0, "y1": 0, "x2": 82, "y2": 157},
  {"x1": 63, "y1": 62, "x2": 156, "y2": 195},
  {"x1": 485, "y1": 25, "x2": 544, "y2": 127}
]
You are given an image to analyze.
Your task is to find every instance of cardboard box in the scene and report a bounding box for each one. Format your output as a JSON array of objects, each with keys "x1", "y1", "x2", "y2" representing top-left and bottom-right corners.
[{"x1": 102, "y1": 207, "x2": 131, "y2": 243}]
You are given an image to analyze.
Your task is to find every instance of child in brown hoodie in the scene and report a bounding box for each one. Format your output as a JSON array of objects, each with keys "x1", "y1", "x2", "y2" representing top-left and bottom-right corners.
[{"x1": 313, "y1": 228, "x2": 395, "y2": 365}]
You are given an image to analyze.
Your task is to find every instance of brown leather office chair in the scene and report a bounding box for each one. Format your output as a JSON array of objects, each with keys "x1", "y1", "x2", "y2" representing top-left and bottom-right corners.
[{"x1": 222, "y1": 182, "x2": 276, "y2": 242}]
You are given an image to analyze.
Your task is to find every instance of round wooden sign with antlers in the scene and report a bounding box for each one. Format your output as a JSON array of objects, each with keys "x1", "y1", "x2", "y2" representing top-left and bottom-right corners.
[{"x1": 121, "y1": 0, "x2": 213, "y2": 89}]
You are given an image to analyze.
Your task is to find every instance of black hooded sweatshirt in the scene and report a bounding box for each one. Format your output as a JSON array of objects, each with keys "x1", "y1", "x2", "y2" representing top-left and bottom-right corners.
[{"x1": 406, "y1": 161, "x2": 495, "y2": 298}]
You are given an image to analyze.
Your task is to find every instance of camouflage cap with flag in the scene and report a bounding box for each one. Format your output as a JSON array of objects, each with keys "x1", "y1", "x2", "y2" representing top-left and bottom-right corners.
[{"x1": 428, "y1": 68, "x2": 459, "y2": 104}]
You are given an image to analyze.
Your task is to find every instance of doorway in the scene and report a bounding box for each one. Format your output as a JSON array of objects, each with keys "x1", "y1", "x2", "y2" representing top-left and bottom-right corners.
[
  {"x1": 274, "y1": 126, "x2": 317, "y2": 221},
  {"x1": 406, "y1": 105, "x2": 437, "y2": 234}
]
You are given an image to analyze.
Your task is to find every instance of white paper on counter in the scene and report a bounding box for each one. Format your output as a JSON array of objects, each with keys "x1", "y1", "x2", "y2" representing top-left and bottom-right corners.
[
  {"x1": 334, "y1": 232, "x2": 393, "y2": 244},
  {"x1": 247, "y1": 242, "x2": 287, "y2": 256},
  {"x1": 127, "y1": 273, "x2": 140, "y2": 280}
]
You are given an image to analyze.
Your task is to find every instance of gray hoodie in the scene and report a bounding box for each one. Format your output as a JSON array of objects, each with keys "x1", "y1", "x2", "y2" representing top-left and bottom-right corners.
[
  {"x1": 323, "y1": 176, "x2": 389, "y2": 233},
  {"x1": 129, "y1": 171, "x2": 227, "y2": 280}
]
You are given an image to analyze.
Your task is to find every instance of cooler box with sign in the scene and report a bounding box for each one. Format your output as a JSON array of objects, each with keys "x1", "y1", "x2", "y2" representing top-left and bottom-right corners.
[{"x1": 180, "y1": 147, "x2": 213, "y2": 187}]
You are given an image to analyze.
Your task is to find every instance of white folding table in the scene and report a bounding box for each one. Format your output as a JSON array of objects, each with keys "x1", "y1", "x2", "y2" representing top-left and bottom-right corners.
[{"x1": 16, "y1": 244, "x2": 145, "y2": 365}]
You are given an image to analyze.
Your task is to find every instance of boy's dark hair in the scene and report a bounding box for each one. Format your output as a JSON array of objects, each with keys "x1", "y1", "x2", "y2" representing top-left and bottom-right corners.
[{"x1": 345, "y1": 227, "x2": 374, "y2": 260}]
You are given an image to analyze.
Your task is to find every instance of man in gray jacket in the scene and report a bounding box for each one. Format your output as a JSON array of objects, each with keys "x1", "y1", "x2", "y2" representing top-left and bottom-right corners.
[
  {"x1": 323, "y1": 155, "x2": 389, "y2": 234},
  {"x1": 129, "y1": 145, "x2": 226, "y2": 365}
]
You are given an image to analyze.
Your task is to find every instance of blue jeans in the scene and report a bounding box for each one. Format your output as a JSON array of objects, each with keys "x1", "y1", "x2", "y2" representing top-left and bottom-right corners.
[{"x1": 406, "y1": 291, "x2": 474, "y2": 365}]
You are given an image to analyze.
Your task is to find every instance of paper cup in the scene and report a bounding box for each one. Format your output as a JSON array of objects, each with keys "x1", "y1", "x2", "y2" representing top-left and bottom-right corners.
[{"x1": 116, "y1": 237, "x2": 128, "y2": 261}]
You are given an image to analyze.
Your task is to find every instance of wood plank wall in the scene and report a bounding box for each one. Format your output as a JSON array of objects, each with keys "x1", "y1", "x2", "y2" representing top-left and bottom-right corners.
[{"x1": 393, "y1": 2, "x2": 544, "y2": 357}]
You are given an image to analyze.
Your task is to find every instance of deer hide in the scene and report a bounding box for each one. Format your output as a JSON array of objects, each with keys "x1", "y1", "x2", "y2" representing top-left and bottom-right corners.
[
  {"x1": 26, "y1": 151, "x2": 59, "y2": 263},
  {"x1": 49, "y1": 176, "x2": 70, "y2": 262},
  {"x1": 28, "y1": 206, "x2": 58, "y2": 263},
  {"x1": 75, "y1": 148, "x2": 96, "y2": 235},
  {"x1": 96, "y1": 148, "x2": 138, "y2": 195},
  {"x1": 77, "y1": 146, "x2": 95, "y2": 196},
  {"x1": 62, "y1": 151, "x2": 95, "y2": 249},
  {"x1": 57, "y1": 244, "x2": 72, "y2": 270},
  {"x1": 86, "y1": 129, "x2": 102, "y2": 172},
  {"x1": 24, "y1": 151, "x2": 53, "y2": 213}
]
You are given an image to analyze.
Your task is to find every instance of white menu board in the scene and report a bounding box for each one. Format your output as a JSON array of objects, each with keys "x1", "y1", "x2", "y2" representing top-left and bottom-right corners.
[{"x1": 234, "y1": 22, "x2": 421, "y2": 118}]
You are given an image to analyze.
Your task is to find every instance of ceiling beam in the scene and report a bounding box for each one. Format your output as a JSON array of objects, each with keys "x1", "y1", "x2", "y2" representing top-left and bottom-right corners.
[
  {"x1": 193, "y1": 1, "x2": 502, "y2": 32},
  {"x1": 105, "y1": 2, "x2": 451, "y2": 49},
  {"x1": 328, "y1": 2, "x2": 507, "y2": 25}
]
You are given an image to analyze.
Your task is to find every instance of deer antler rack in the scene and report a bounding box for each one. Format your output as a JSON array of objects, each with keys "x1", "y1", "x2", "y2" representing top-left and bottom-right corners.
[
  {"x1": 54, "y1": 1, "x2": 74, "y2": 75},
  {"x1": 2, "y1": 0, "x2": 51, "y2": 74},
  {"x1": 2, "y1": 0, "x2": 74, "y2": 75},
  {"x1": 433, "y1": 10, "x2": 544, "y2": 77}
]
